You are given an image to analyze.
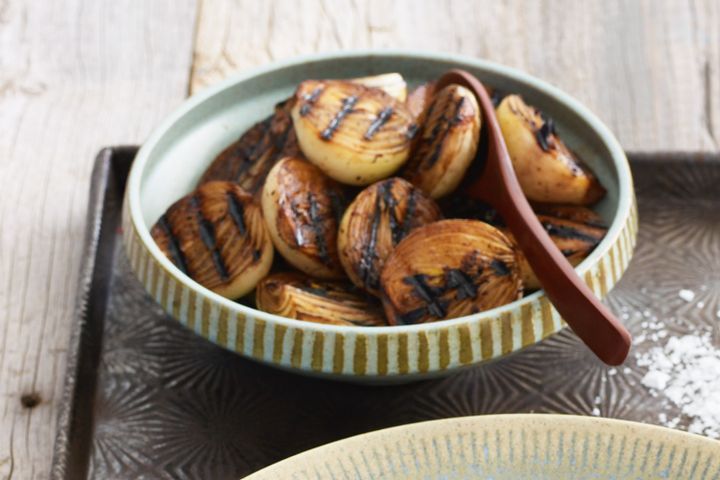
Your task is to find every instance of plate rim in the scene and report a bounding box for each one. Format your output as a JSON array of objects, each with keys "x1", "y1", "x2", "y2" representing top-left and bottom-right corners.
[{"x1": 245, "y1": 413, "x2": 720, "y2": 478}]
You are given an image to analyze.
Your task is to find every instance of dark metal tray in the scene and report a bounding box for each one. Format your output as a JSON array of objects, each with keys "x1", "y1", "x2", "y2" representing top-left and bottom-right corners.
[{"x1": 51, "y1": 148, "x2": 720, "y2": 479}]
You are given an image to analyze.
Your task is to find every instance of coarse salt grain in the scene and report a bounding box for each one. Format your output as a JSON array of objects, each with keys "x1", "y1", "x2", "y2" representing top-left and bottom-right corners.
[
  {"x1": 697, "y1": 301, "x2": 705, "y2": 309},
  {"x1": 641, "y1": 370, "x2": 669, "y2": 390},
  {"x1": 678, "y1": 289, "x2": 695, "y2": 302}
]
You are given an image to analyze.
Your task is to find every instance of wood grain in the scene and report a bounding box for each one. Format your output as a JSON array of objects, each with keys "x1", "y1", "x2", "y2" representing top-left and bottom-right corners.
[
  {"x1": 0, "y1": 1, "x2": 197, "y2": 478},
  {"x1": 191, "y1": 0, "x2": 720, "y2": 152},
  {"x1": 1, "y1": 0, "x2": 719, "y2": 477}
]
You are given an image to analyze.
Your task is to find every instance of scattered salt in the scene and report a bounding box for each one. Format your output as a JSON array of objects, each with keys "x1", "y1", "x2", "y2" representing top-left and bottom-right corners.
[
  {"x1": 666, "y1": 416, "x2": 680, "y2": 428},
  {"x1": 697, "y1": 301, "x2": 705, "y2": 309},
  {"x1": 623, "y1": 367, "x2": 632, "y2": 374},
  {"x1": 594, "y1": 395, "x2": 601, "y2": 405},
  {"x1": 688, "y1": 421, "x2": 706, "y2": 435},
  {"x1": 637, "y1": 333, "x2": 720, "y2": 438},
  {"x1": 607, "y1": 368, "x2": 617, "y2": 376},
  {"x1": 717, "y1": 310, "x2": 720, "y2": 319},
  {"x1": 591, "y1": 407, "x2": 601, "y2": 416},
  {"x1": 678, "y1": 289, "x2": 695, "y2": 302}
]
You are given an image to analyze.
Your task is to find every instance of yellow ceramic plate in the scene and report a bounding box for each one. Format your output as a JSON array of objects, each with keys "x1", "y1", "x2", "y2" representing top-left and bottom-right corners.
[{"x1": 246, "y1": 414, "x2": 720, "y2": 479}]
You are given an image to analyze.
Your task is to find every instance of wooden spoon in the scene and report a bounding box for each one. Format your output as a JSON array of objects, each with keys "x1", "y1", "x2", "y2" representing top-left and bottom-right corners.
[{"x1": 435, "y1": 69, "x2": 631, "y2": 365}]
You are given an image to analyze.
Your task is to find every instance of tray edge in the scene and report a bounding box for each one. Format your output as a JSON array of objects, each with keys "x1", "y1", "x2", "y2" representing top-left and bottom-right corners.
[{"x1": 50, "y1": 147, "x2": 138, "y2": 480}]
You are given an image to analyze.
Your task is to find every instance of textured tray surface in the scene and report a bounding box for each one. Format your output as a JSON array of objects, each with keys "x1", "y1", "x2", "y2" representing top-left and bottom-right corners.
[{"x1": 52, "y1": 150, "x2": 720, "y2": 479}]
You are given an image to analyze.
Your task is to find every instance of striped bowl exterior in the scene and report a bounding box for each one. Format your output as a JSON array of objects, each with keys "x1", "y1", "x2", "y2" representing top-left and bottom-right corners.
[
  {"x1": 120, "y1": 191, "x2": 637, "y2": 381},
  {"x1": 244, "y1": 415, "x2": 720, "y2": 479}
]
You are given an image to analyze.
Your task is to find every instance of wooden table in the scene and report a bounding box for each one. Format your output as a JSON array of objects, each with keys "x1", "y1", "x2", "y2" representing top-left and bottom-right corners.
[{"x1": 0, "y1": 1, "x2": 718, "y2": 477}]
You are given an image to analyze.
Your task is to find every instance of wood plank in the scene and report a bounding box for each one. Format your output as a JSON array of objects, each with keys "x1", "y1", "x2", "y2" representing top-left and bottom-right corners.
[
  {"x1": 0, "y1": 1, "x2": 197, "y2": 478},
  {"x1": 192, "y1": 0, "x2": 720, "y2": 152},
  {"x1": 0, "y1": 0, "x2": 717, "y2": 476},
  {"x1": 694, "y1": 0, "x2": 720, "y2": 149}
]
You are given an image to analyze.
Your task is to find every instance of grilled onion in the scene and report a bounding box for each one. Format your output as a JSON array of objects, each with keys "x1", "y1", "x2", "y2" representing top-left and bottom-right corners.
[
  {"x1": 531, "y1": 203, "x2": 606, "y2": 227},
  {"x1": 262, "y1": 157, "x2": 346, "y2": 279},
  {"x1": 401, "y1": 84, "x2": 481, "y2": 199},
  {"x1": 256, "y1": 272, "x2": 387, "y2": 326},
  {"x1": 351, "y1": 73, "x2": 407, "y2": 102},
  {"x1": 338, "y1": 178, "x2": 442, "y2": 296},
  {"x1": 438, "y1": 194, "x2": 502, "y2": 225},
  {"x1": 198, "y1": 99, "x2": 302, "y2": 194},
  {"x1": 380, "y1": 220, "x2": 522, "y2": 324},
  {"x1": 150, "y1": 181, "x2": 273, "y2": 299},
  {"x1": 496, "y1": 94, "x2": 605, "y2": 205},
  {"x1": 291, "y1": 80, "x2": 417, "y2": 186},
  {"x1": 510, "y1": 212, "x2": 607, "y2": 290},
  {"x1": 405, "y1": 81, "x2": 435, "y2": 120}
]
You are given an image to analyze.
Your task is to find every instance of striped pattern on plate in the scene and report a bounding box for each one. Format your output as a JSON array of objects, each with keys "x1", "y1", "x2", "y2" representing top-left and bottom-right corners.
[{"x1": 245, "y1": 414, "x2": 720, "y2": 479}]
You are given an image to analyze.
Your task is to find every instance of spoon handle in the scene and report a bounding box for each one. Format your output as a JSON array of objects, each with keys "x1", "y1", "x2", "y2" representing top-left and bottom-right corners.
[
  {"x1": 489, "y1": 147, "x2": 632, "y2": 366},
  {"x1": 436, "y1": 69, "x2": 631, "y2": 365}
]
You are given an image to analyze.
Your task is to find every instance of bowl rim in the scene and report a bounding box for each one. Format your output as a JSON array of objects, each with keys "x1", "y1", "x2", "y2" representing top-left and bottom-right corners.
[
  {"x1": 245, "y1": 413, "x2": 720, "y2": 478},
  {"x1": 127, "y1": 49, "x2": 634, "y2": 336}
]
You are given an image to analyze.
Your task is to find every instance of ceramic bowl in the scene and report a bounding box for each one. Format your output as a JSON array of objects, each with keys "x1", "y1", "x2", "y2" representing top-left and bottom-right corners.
[
  {"x1": 122, "y1": 51, "x2": 637, "y2": 383},
  {"x1": 244, "y1": 415, "x2": 720, "y2": 479}
]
